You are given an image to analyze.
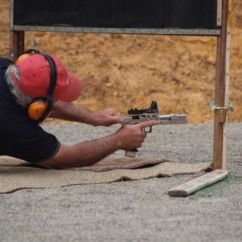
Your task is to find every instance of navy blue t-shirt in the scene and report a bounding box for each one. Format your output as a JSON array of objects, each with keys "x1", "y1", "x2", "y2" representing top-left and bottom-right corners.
[{"x1": 0, "y1": 57, "x2": 60, "y2": 163}]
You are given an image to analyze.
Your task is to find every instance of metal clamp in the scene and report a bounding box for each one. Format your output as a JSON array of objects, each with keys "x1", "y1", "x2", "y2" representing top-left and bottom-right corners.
[
  {"x1": 210, "y1": 101, "x2": 234, "y2": 112},
  {"x1": 210, "y1": 101, "x2": 234, "y2": 123}
]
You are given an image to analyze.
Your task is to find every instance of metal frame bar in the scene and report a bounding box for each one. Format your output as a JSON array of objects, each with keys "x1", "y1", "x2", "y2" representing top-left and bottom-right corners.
[{"x1": 10, "y1": 26, "x2": 221, "y2": 36}]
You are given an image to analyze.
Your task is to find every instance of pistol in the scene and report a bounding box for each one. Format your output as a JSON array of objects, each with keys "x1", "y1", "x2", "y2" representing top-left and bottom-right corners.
[{"x1": 122, "y1": 101, "x2": 187, "y2": 157}]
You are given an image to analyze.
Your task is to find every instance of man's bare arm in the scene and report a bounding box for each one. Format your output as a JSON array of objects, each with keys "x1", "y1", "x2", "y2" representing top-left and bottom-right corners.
[
  {"x1": 39, "y1": 135, "x2": 120, "y2": 169},
  {"x1": 50, "y1": 101, "x2": 122, "y2": 126},
  {"x1": 39, "y1": 120, "x2": 157, "y2": 169}
]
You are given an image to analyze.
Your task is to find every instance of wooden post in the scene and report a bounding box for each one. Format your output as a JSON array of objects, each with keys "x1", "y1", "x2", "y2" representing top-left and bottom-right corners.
[
  {"x1": 9, "y1": 31, "x2": 25, "y2": 62},
  {"x1": 213, "y1": 0, "x2": 232, "y2": 170}
]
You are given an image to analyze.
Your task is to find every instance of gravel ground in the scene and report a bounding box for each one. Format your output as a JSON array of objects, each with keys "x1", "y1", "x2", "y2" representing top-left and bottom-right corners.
[{"x1": 0, "y1": 123, "x2": 241, "y2": 242}]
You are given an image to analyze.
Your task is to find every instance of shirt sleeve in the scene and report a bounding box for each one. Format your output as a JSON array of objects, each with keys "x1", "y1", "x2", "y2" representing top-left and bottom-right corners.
[
  {"x1": 4, "y1": 125, "x2": 60, "y2": 164},
  {"x1": 13, "y1": 128, "x2": 60, "y2": 164},
  {"x1": 1, "y1": 107, "x2": 60, "y2": 164}
]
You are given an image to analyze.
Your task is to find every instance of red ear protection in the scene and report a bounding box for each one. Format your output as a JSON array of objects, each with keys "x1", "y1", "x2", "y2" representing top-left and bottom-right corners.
[{"x1": 16, "y1": 49, "x2": 57, "y2": 123}]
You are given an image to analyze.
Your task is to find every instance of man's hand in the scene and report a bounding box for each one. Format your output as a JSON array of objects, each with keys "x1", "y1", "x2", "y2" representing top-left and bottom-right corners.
[
  {"x1": 115, "y1": 120, "x2": 158, "y2": 151},
  {"x1": 90, "y1": 108, "x2": 123, "y2": 126}
]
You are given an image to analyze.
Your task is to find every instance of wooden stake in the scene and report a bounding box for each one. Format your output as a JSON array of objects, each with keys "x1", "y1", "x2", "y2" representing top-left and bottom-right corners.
[
  {"x1": 213, "y1": 0, "x2": 232, "y2": 170},
  {"x1": 168, "y1": 169, "x2": 228, "y2": 197},
  {"x1": 9, "y1": 31, "x2": 25, "y2": 62}
]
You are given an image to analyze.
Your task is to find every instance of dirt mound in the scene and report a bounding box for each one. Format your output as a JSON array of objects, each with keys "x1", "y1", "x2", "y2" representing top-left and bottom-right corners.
[{"x1": 0, "y1": 0, "x2": 241, "y2": 123}]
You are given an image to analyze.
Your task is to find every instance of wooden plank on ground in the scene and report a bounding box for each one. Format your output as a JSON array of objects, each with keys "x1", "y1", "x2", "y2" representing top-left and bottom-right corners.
[{"x1": 168, "y1": 169, "x2": 228, "y2": 197}]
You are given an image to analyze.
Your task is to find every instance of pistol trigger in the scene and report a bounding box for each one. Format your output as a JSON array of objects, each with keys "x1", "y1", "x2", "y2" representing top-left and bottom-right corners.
[{"x1": 144, "y1": 126, "x2": 152, "y2": 133}]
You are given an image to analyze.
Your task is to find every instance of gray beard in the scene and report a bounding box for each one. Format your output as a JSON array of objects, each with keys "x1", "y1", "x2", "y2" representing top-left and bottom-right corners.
[{"x1": 5, "y1": 64, "x2": 33, "y2": 108}]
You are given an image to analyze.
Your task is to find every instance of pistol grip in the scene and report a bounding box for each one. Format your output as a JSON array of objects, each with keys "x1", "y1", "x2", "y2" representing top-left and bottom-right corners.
[{"x1": 125, "y1": 148, "x2": 138, "y2": 158}]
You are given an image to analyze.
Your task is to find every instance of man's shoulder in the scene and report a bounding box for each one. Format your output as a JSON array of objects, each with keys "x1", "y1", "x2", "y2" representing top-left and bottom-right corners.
[{"x1": 0, "y1": 57, "x2": 13, "y2": 68}]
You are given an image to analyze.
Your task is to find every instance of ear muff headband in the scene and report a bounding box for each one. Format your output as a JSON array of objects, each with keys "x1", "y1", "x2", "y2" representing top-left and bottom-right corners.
[
  {"x1": 34, "y1": 53, "x2": 57, "y2": 123},
  {"x1": 24, "y1": 49, "x2": 41, "y2": 55}
]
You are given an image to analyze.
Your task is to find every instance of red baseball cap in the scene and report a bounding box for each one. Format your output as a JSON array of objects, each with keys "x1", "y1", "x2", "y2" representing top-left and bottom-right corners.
[{"x1": 15, "y1": 54, "x2": 82, "y2": 102}]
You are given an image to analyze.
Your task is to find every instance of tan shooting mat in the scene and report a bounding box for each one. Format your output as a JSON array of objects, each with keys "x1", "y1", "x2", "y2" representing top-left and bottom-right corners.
[{"x1": 0, "y1": 156, "x2": 210, "y2": 193}]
